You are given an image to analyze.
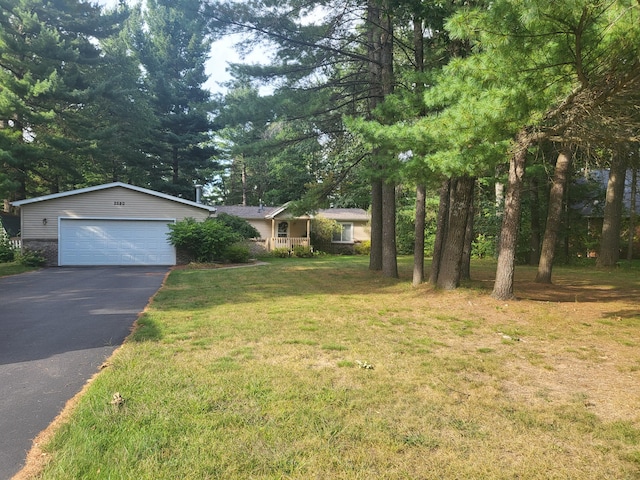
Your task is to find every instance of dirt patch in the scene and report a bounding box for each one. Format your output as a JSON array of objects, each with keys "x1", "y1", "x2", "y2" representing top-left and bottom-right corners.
[{"x1": 441, "y1": 272, "x2": 640, "y2": 423}]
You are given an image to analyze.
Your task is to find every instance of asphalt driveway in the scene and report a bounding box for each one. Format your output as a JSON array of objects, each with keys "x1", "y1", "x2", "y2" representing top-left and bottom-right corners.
[{"x1": 0, "y1": 266, "x2": 169, "y2": 480}]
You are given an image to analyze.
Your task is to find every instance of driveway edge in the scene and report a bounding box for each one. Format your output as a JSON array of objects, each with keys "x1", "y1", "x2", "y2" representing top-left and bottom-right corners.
[{"x1": 11, "y1": 269, "x2": 172, "y2": 480}]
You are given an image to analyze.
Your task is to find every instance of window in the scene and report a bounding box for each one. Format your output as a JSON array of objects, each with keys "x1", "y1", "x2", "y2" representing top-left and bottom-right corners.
[
  {"x1": 332, "y1": 222, "x2": 353, "y2": 243},
  {"x1": 277, "y1": 221, "x2": 288, "y2": 238}
]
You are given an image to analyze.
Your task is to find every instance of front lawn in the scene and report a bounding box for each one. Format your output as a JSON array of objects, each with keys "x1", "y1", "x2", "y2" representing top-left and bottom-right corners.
[{"x1": 25, "y1": 256, "x2": 640, "y2": 479}]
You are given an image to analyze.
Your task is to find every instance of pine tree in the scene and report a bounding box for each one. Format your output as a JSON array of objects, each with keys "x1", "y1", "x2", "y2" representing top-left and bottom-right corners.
[
  {"x1": 0, "y1": 0, "x2": 120, "y2": 199},
  {"x1": 130, "y1": 0, "x2": 216, "y2": 200}
]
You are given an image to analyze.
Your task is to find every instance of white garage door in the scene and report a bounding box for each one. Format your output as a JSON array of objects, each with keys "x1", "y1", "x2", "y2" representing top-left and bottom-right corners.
[{"x1": 59, "y1": 218, "x2": 176, "y2": 266}]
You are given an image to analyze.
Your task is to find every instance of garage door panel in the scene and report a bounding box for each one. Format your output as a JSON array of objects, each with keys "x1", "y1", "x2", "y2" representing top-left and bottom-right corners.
[{"x1": 60, "y1": 219, "x2": 176, "y2": 266}]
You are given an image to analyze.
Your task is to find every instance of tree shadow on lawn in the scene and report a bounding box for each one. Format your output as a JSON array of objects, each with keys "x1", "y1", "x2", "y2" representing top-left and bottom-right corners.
[
  {"x1": 161, "y1": 258, "x2": 640, "y2": 315},
  {"x1": 513, "y1": 281, "x2": 640, "y2": 304},
  {"x1": 129, "y1": 314, "x2": 164, "y2": 342},
  {"x1": 467, "y1": 262, "x2": 640, "y2": 306}
]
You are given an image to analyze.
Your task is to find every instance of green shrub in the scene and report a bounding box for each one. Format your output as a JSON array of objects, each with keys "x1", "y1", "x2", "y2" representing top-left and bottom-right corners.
[
  {"x1": 472, "y1": 234, "x2": 496, "y2": 259},
  {"x1": 292, "y1": 245, "x2": 314, "y2": 258},
  {"x1": 167, "y1": 218, "x2": 242, "y2": 262},
  {"x1": 396, "y1": 206, "x2": 416, "y2": 255},
  {"x1": 17, "y1": 249, "x2": 45, "y2": 267},
  {"x1": 310, "y1": 216, "x2": 340, "y2": 253},
  {"x1": 354, "y1": 240, "x2": 371, "y2": 255},
  {"x1": 271, "y1": 247, "x2": 291, "y2": 258},
  {"x1": 0, "y1": 238, "x2": 16, "y2": 263},
  {"x1": 215, "y1": 213, "x2": 260, "y2": 239},
  {"x1": 224, "y1": 244, "x2": 251, "y2": 263}
]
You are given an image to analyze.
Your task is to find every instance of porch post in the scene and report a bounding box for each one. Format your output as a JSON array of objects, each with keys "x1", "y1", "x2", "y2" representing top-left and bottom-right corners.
[
  {"x1": 306, "y1": 219, "x2": 310, "y2": 246},
  {"x1": 271, "y1": 219, "x2": 275, "y2": 250}
]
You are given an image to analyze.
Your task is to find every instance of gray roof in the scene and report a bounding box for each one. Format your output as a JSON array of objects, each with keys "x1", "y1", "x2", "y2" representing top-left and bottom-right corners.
[
  {"x1": 215, "y1": 204, "x2": 369, "y2": 222},
  {"x1": 11, "y1": 182, "x2": 217, "y2": 212},
  {"x1": 318, "y1": 208, "x2": 369, "y2": 222},
  {"x1": 215, "y1": 205, "x2": 280, "y2": 219},
  {"x1": 0, "y1": 212, "x2": 20, "y2": 237}
]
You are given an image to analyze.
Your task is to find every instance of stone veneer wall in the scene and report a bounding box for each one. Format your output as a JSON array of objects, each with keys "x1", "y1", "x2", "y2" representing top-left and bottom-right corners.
[
  {"x1": 246, "y1": 239, "x2": 268, "y2": 257},
  {"x1": 22, "y1": 239, "x2": 58, "y2": 266},
  {"x1": 175, "y1": 247, "x2": 194, "y2": 265}
]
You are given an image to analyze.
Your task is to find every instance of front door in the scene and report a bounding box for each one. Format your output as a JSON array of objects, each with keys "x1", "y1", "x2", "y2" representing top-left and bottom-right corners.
[{"x1": 277, "y1": 221, "x2": 288, "y2": 237}]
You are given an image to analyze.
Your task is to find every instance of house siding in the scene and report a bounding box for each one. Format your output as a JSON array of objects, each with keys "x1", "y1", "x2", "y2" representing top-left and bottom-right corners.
[
  {"x1": 353, "y1": 223, "x2": 369, "y2": 243},
  {"x1": 246, "y1": 220, "x2": 272, "y2": 239},
  {"x1": 19, "y1": 187, "x2": 212, "y2": 240},
  {"x1": 213, "y1": 205, "x2": 370, "y2": 252}
]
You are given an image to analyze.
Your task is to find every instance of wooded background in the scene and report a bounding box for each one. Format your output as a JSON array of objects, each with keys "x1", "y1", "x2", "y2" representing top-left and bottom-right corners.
[{"x1": 2, "y1": 0, "x2": 639, "y2": 298}]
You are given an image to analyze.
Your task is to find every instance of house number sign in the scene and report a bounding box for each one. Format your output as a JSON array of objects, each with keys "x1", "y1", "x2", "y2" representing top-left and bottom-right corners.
[{"x1": 113, "y1": 201, "x2": 126, "y2": 205}]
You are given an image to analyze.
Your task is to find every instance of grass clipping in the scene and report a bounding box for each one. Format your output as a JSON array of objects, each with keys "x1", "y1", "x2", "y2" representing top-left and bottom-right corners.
[{"x1": 24, "y1": 257, "x2": 640, "y2": 479}]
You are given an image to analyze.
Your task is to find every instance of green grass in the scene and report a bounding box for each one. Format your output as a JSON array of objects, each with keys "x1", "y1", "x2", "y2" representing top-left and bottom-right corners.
[
  {"x1": 0, "y1": 261, "x2": 38, "y2": 277},
  {"x1": 33, "y1": 256, "x2": 640, "y2": 479}
]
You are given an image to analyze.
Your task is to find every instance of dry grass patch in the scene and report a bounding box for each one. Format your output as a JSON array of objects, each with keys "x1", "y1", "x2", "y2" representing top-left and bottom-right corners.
[{"x1": 24, "y1": 257, "x2": 640, "y2": 479}]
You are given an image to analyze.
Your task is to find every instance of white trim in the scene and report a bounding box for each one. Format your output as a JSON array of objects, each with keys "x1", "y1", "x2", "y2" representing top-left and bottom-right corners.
[
  {"x1": 265, "y1": 202, "x2": 291, "y2": 219},
  {"x1": 12, "y1": 182, "x2": 217, "y2": 212},
  {"x1": 332, "y1": 222, "x2": 354, "y2": 243}
]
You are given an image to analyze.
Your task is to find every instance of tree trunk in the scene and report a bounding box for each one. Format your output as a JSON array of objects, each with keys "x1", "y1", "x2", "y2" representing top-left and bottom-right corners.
[
  {"x1": 411, "y1": 15, "x2": 426, "y2": 287},
  {"x1": 382, "y1": 181, "x2": 398, "y2": 278},
  {"x1": 492, "y1": 132, "x2": 529, "y2": 300},
  {"x1": 379, "y1": 2, "x2": 396, "y2": 278},
  {"x1": 627, "y1": 168, "x2": 637, "y2": 261},
  {"x1": 437, "y1": 176, "x2": 474, "y2": 290},
  {"x1": 597, "y1": 151, "x2": 627, "y2": 267},
  {"x1": 369, "y1": 178, "x2": 383, "y2": 271},
  {"x1": 413, "y1": 183, "x2": 426, "y2": 286},
  {"x1": 460, "y1": 180, "x2": 475, "y2": 281},
  {"x1": 366, "y1": 0, "x2": 395, "y2": 273},
  {"x1": 367, "y1": 0, "x2": 382, "y2": 272},
  {"x1": 172, "y1": 145, "x2": 179, "y2": 184},
  {"x1": 494, "y1": 179, "x2": 504, "y2": 255},
  {"x1": 429, "y1": 179, "x2": 450, "y2": 285},
  {"x1": 536, "y1": 147, "x2": 572, "y2": 283},
  {"x1": 241, "y1": 159, "x2": 247, "y2": 207},
  {"x1": 528, "y1": 175, "x2": 541, "y2": 265}
]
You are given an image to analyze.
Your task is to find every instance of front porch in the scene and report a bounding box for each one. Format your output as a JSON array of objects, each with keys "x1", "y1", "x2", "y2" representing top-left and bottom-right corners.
[
  {"x1": 266, "y1": 237, "x2": 311, "y2": 251},
  {"x1": 264, "y1": 217, "x2": 311, "y2": 252}
]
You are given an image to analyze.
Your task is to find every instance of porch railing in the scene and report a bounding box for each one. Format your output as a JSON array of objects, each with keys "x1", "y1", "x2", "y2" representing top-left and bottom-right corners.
[
  {"x1": 267, "y1": 237, "x2": 310, "y2": 251},
  {"x1": 8, "y1": 239, "x2": 21, "y2": 250}
]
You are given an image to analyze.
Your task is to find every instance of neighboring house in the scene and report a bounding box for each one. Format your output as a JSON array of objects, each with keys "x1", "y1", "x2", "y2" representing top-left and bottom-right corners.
[
  {"x1": 11, "y1": 182, "x2": 216, "y2": 266},
  {"x1": 572, "y1": 169, "x2": 639, "y2": 257},
  {"x1": 215, "y1": 204, "x2": 370, "y2": 253},
  {"x1": 573, "y1": 169, "x2": 640, "y2": 218},
  {"x1": 0, "y1": 212, "x2": 21, "y2": 248}
]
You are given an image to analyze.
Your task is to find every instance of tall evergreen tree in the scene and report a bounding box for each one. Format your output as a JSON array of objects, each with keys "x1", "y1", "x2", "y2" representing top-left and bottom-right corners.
[
  {"x1": 76, "y1": 3, "x2": 157, "y2": 186},
  {"x1": 0, "y1": 0, "x2": 121, "y2": 200},
  {"x1": 206, "y1": 1, "x2": 398, "y2": 269},
  {"x1": 130, "y1": 0, "x2": 216, "y2": 200},
  {"x1": 395, "y1": 0, "x2": 640, "y2": 298}
]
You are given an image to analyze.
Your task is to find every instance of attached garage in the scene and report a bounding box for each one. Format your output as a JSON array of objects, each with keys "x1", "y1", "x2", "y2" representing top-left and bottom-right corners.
[
  {"x1": 59, "y1": 218, "x2": 177, "y2": 266},
  {"x1": 12, "y1": 183, "x2": 217, "y2": 266}
]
